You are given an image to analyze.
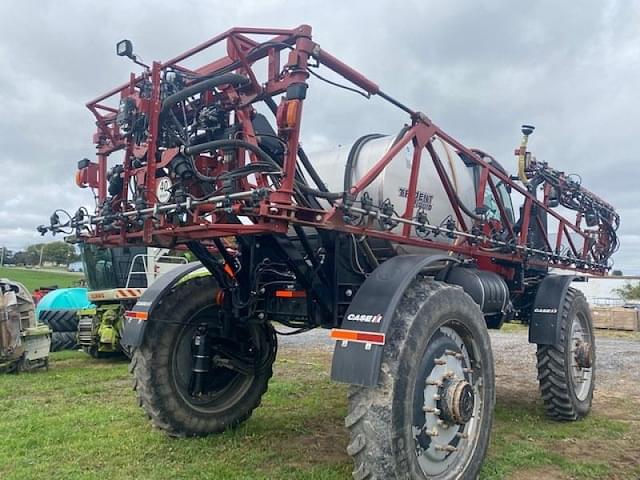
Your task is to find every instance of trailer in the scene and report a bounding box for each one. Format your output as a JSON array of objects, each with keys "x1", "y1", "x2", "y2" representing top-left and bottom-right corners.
[{"x1": 40, "y1": 25, "x2": 619, "y2": 479}]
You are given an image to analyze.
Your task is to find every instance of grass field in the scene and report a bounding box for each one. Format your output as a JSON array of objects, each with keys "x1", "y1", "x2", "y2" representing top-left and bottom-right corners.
[
  {"x1": 1, "y1": 348, "x2": 638, "y2": 480},
  {"x1": 0, "y1": 266, "x2": 83, "y2": 292}
]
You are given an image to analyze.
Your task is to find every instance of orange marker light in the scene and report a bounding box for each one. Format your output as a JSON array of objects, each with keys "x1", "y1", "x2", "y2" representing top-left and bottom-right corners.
[
  {"x1": 75, "y1": 170, "x2": 86, "y2": 188},
  {"x1": 275, "y1": 290, "x2": 306, "y2": 298},
  {"x1": 330, "y1": 328, "x2": 385, "y2": 346},
  {"x1": 285, "y1": 100, "x2": 299, "y2": 127},
  {"x1": 125, "y1": 311, "x2": 148, "y2": 321}
]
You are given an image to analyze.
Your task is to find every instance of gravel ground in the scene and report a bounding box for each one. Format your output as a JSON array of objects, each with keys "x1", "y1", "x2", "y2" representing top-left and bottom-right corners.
[{"x1": 278, "y1": 327, "x2": 640, "y2": 395}]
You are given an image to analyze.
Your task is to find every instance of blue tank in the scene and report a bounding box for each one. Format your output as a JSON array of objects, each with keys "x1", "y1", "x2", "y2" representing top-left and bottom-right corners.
[{"x1": 36, "y1": 288, "x2": 93, "y2": 318}]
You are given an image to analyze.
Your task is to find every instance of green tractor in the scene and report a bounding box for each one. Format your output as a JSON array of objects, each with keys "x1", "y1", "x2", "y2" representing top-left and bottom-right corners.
[
  {"x1": 0, "y1": 279, "x2": 51, "y2": 373},
  {"x1": 77, "y1": 244, "x2": 188, "y2": 358}
]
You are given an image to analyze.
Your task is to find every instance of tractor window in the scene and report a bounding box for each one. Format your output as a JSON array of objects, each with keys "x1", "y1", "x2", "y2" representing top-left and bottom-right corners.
[
  {"x1": 495, "y1": 181, "x2": 515, "y2": 224},
  {"x1": 484, "y1": 181, "x2": 515, "y2": 224},
  {"x1": 81, "y1": 244, "x2": 147, "y2": 290},
  {"x1": 82, "y1": 245, "x2": 117, "y2": 290}
]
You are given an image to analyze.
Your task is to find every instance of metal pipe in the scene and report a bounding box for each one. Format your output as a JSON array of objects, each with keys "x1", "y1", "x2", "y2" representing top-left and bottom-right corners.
[
  {"x1": 344, "y1": 205, "x2": 602, "y2": 269},
  {"x1": 54, "y1": 190, "x2": 262, "y2": 229}
]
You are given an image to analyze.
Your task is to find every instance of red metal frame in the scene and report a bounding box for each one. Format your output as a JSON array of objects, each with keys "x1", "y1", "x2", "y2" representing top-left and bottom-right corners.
[{"x1": 75, "y1": 25, "x2": 617, "y2": 276}]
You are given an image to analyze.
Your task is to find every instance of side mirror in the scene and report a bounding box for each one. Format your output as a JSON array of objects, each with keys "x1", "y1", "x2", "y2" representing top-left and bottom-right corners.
[{"x1": 116, "y1": 39, "x2": 134, "y2": 58}]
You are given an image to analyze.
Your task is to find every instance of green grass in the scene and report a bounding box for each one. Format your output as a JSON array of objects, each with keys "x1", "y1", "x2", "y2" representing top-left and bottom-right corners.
[
  {"x1": 0, "y1": 266, "x2": 83, "y2": 292},
  {"x1": 0, "y1": 351, "x2": 351, "y2": 480},
  {"x1": 0, "y1": 349, "x2": 637, "y2": 479},
  {"x1": 481, "y1": 397, "x2": 627, "y2": 479}
]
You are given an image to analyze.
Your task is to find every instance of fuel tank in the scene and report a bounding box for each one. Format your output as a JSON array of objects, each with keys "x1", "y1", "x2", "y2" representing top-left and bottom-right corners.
[{"x1": 311, "y1": 132, "x2": 478, "y2": 255}]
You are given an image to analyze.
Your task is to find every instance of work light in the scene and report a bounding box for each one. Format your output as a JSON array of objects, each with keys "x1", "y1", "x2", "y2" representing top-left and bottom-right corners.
[{"x1": 116, "y1": 39, "x2": 133, "y2": 58}]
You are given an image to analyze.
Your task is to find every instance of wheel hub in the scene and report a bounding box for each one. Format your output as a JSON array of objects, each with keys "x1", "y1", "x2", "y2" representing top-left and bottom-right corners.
[
  {"x1": 440, "y1": 379, "x2": 474, "y2": 425},
  {"x1": 575, "y1": 341, "x2": 592, "y2": 369},
  {"x1": 413, "y1": 327, "x2": 483, "y2": 477}
]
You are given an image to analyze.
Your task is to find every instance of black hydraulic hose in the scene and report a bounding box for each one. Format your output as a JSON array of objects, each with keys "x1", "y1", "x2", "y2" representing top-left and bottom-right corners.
[
  {"x1": 185, "y1": 139, "x2": 276, "y2": 164},
  {"x1": 426, "y1": 143, "x2": 484, "y2": 222},
  {"x1": 161, "y1": 73, "x2": 250, "y2": 117},
  {"x1": 342, "y1": 127, "x2": 408, "y2": 195},
  {"x1": 298, "y1": 184, "x2": 343, "y2": 200},
  {"x1": 263, "y1": 97, "x2": 332, "y2": 196},
  {"x1": 344, "y1": 133, "x2": 385, "y2": 194}
]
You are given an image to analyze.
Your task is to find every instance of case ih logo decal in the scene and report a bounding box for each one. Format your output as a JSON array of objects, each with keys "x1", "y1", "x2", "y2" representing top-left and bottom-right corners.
[
  {"x1": 347, "y1": 313, "x2": 383, "y2": 324},
  {"x1": 534, "y1": 308, "x2": 558, "y2": 314}
]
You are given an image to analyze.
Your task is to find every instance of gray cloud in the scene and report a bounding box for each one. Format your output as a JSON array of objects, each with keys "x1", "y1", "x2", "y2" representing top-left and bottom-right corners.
[{"x1": 0, "y1": 0, "x2": 638, "y2": 272}]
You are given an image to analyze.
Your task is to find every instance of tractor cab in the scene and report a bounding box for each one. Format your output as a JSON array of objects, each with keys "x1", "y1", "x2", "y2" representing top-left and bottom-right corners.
[{"x1": 81, "y1": 244, "x2": 148, "y2": 290}]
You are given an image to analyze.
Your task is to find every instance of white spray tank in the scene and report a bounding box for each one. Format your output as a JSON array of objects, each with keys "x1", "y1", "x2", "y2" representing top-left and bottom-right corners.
[{"x1": 310, "y1": 131, "x2": 479, "y2": 256}]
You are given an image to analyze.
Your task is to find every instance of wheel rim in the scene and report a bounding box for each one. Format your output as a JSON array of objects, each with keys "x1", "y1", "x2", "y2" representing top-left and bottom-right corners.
[
  {"x1": 569, "y1": 311, "x2": 593, "y2": 401},
  {"x1": 412, "y1": 323, "x2": 485, "y2": 478},
  {"x1": 170, "y1": 305, "x2": 256, "y2": 413}
]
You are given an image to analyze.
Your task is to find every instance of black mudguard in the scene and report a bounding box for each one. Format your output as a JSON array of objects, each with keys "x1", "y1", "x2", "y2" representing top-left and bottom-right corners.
[
  {"x1": 120, "y1": 262, "x2": 204, "y2": 348},
  {"x1": 528, "y1": 274, "x2": 575, "y2": 345},
  {"x1": 330, "y1": 254, "x2": 460, "y2": 387}
]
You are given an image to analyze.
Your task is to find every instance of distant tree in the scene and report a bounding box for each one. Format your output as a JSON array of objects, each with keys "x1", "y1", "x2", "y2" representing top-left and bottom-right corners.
[
  {"x1": 12, "y1": 251, "x2": 28, "y2": 265},
  {"x1": 25, "y1": 244, "x2": 44, "y2": 265},
  {"x1": 611, "y1": 269, "x2": 623, "y2": 276},
  {"x1": 23, "y1": 242, "x2": 78, "y2": 266},
  {"x1": 615, "y1": 282, "x2": 640, "y2": 301},
  {"x1": 43, "y1": 241, "x2": 78, "y2": 265}
]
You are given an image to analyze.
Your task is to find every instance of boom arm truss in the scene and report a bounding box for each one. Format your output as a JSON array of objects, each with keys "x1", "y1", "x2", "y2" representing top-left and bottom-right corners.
[{"x1": 40, "y1": 24, "x2": 619, "y2": 276}]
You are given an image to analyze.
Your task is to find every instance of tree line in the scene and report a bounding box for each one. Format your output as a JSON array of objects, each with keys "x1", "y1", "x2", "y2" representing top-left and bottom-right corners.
[{"x1": 0, "y1": 242, "x2": 80, "y2": 267}]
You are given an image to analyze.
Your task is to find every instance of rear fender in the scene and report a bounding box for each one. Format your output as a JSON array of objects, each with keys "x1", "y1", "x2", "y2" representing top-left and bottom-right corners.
[
  {"x1": 330, "y1": 254, "x2": 460, "y2": 387},
  {"x1": 528, "y1": 275, "x2": 575, "y2": 345},
  {"x1": 120, "y1": 262, "x2": 206, "y2": 347}
]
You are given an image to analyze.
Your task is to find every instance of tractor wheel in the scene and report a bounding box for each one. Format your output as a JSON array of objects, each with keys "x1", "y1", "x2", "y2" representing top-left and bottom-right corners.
[
  {"x1": 536, "y1": 288, "x2": 595, "y2": 420},
  {"x1": 130, "y1": 276, "x2": 277, "y2": 437},
  {"x1": 346, "y1": 279, "x2": 495, "y2": 480},
  {"x1": 50, "y1": 331, "x2": 78, "y2": 351},
  {"x1": 39, "y1": 309, "x2": 79, "y2": 332}
]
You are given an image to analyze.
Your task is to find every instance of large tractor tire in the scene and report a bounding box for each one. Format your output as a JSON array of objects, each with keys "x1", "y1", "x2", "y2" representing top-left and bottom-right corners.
[
  {"x1": 346, "y1": 278, "x2": 495, "y2": 480},
  {"x1": 51, "y1": 331, "x2": 78, "y2": 351},
  {"x1": 130, "y1": 276, "x2": 277, "y2": 437},
  {"x1": 536, "y1": 288, "x2": 595, "y2": 420},
  {"x1": 39, "y1": 309, "x2": 79, "y2": 332}
]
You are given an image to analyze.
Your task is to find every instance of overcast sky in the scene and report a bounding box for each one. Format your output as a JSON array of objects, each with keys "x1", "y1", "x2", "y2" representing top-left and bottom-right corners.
[{"x1": 0, "y1": 1, "x2": 638, "y2": 273}]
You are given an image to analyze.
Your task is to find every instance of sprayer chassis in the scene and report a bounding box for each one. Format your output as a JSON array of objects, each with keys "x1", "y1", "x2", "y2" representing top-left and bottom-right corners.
[{"x1": 43, "y1": 25, "x2": 617, "y2": 479}]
